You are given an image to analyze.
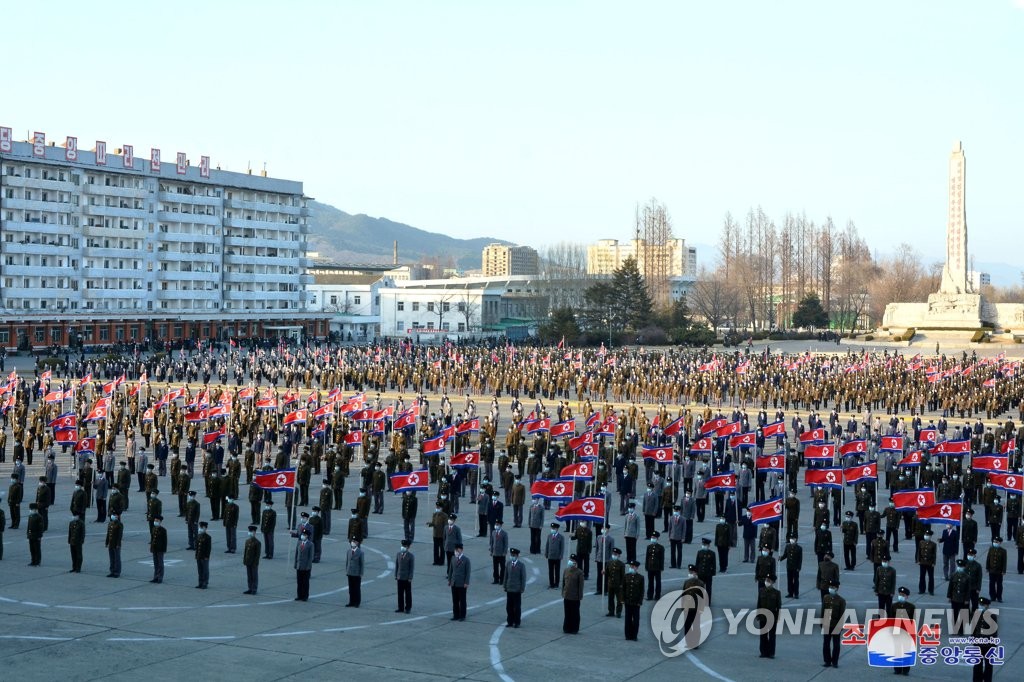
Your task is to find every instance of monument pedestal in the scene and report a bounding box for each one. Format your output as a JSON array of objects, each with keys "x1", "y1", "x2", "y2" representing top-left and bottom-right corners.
[{"x1": 883, "y1": 293, "x2": 990, "y2": 330}]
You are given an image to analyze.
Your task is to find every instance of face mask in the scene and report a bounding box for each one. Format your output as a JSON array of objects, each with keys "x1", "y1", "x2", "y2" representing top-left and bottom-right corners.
[
  {"x1": 650, "y1": 538, "x2": 657, "y2": 544},
  {"x1": 956, "y1": 566, "x2": 963, "y2": 572},
  {"x1": 897, "y1": 595, "x2": 906, "y2": 603},
  {"x1": 687, "y1": 572, "x2": 696, "y2": 579},
  {"x1": 818, "y1": 503, "x2": 825, "y2": 509},
  {"x1": 153, "y1": 521, "x2": 160, "y2": 527},
  {"x1": 828, "y1": 588, "x2": 837, "y2": 595},
  {"x1": 448, "y1": 521, "x2": 455, "y2": 526},
  {"x1": 820, "y1": 525, "x2": 827, "y2": 531},
  {"x1": 110, "y1": 516, "x2": 118, "y2": 522},
  {"x1": 761, "y1": 550, "x2": 768, "y2": 557},
  {"x1": 301, "y1": 535, "x2": 308, "y2": 541},
  {"x1": 627, "y1": 567, "x2": 636, "y2": 574},
  {"x1": 764, "y1": 581, "x2": 773, "y2": 588},
  {"x1": 435, "y1": 508, "x2": 441, "y2": 513},
  {"x1": 400, "y1": 546, "x2": 407, "y2": 552},
  {"x1": 198, "y1": 528, "x2": 206, "y2": 535},
  {"x1": 568, "y1": 560, "x2": 575, "y2": 567},
  {"x1": 994, "y1": 542, "x2": 1000, "y2": 548},
  {"x1": 718, "y1": 519, "x2": 726, "y2": 524},
  {"x1": 673, "y1": 512, "x2": 680, "y2": 517},
  {"x1": 881, "y1": 562, "x2": 889, "y2": 568},
  {"x1": 789, "y1": 539, "x2": 796, "y2": 544},
  {"x1": 264, "y1": 505, "x2": 271, "y2": 510},
  {"x1": 351, "y1": 543, "x2": 358, "y2": 549}
]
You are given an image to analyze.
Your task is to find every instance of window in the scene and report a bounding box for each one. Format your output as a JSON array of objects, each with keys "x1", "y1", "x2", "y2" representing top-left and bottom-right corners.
[
  {"x1": 458, "y1": 323, "x2": 465, "y2": 332},
  {"x1": 50, "y1": 328, "x2": 61, "y2": 342},
  {"x1": 353, "y1": 296, "x2": 361, "y2": 305},
  {"x1": 442, "y1": 302, "x2": 450, "y2": 313},
  {"x1": 396, "y1": 320, "x2": 404, "y2": 331},
  {"x1": 427, "y1": 302, "x2": 435, "y2": 312},
  {"x1": 412, "y1": 302, "x2": 420, "y2": 312},
  {"x1": 35, "y1": 328, "x2": 46, "y2": 343},
  {"x1": 441, "y1": 322, "x2": 450, "y2": 331},
  {"x1": 457, "y1": 302, "x2": 466, "y2": 312},
  {"x1": 99, "y1": 327, "x2": 110, "y2": 341},
  {"x1": 397, "y1": 301, "x2": 404, "y2": 311},
  {"x1": 329, "y1": 295, "x2": 338, "y2": 305}
]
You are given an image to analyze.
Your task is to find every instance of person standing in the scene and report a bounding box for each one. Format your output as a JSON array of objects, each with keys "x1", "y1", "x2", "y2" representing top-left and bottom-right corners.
[
  {"x1": 146, "y1": 490, "x2": 162, "y2": 535},
  {"x1": 561, "y1": 553, "x2": 584, "y2": 634},
  {"x1": 962, "y1": 507, "x2": 978, "y2": 558},
  {"x1": 939, "y1": 523, "x2": 960, "y2": 581},
  {"x1": 528, "y1": 497, "x2": 544, "y2": 554},
  {"x1": 821, "y1": 580, "x2": 845, "y2": 668},
  {"x1": 511, "y1": 476, "x2": 526, "y2": 527},
  {"x1": 816, "y1": 552, "x2": 840, "y2": 600},
  {"x1": 645, "y1": 531, "x2": 665, "y2": 601},
  {"x1": 444, "y1": 514, "x2": 463, "y2": 572},
  {"x1": 875, "y1": 557, "x2": 896, "y2": 612},
  {"x1": 427, "y1": 503, "x2": 448, "y2": 565},
  {"x1": 972, "y1": 597, "x2": 998, "y2": 682},
  {"x1": 149, "y1": 515, "x2": 167, "y2": 583},
  {"x1": 35, "y1": 477, "x2": 50, "y2": 532},
  {"x1": 681, "y1": 565, "x2": 707, "y2": 650},
  {"x1": 605, "y1": 547, "x2": 626, "y2": 617},
  {"x1": 400, "y1": 490, "x2": 416, "y2": 543},
  {"x1": 261, "y1": 500, "x2": 276, "y2": 559},
  {"x1": 345, "y1": 538, "x2": 365, "y2": 607},
  {"x1": 0, "y1": 493, "x2": 5, "y2": 560},
  {"x1": 623, "y1": 502, "x2": 640, "y2": 563},
  {"x1": 757, "y1": 573, "x2": 781, "y2": 658},
  {"x1": 490, "y1": 519, "x2": 509, "y2": 584},
  {"x1": 695, "y1": 537, "x2": 717, "y2": 605},
  {"x1": 223, "y1": 496, "x2": 239, "y2": 554},
  {"x1": 781, "y1": 535, "x2": 803, "y2": 598},
  {"x1": 947, "y1": 559, "x2": 971, "y2": 633},
  {"x1": 715, "y1": 517, "x2": 731, "y2": 574},
  {"x1": 447, "y1": 543, "x2": 470, "y2": 621},
  {"x1": 105, "y1": 512, "x2": 122, "y2": 577},
  {"x1": 503, "y1": 547, "x2": 525, "y2": 627},
  {"x1": 965, "y1": 547, "x2": 983, "y2": 610},
  {"x1": 8, "y1": 473, "x2": 22, "y2": 529},
  {"x1": 986, "y1": 536, "x2": 1006, "y2": 602},
  {"x1": 195, "y1": 521, "x2": 212, "y2": 589},
  {"x1": 395, "y1": 538, "x2": 414, "y2": 613},
  {"x1": 67, "y1": 513, "x2": 85, "y2": 573},
  {"x1": 890, "y1": 586, "x2": 915, "y2": 676},
  {"x1": 243, "y1": 524, "x2": 261, "y2": 594},
  {"x1": 1016, "y1": 523, "x2": 1024, "y2": 575},
  {"x1": 841, "y1": 511, "x2": 859, "y2": 570},
  {"x1": 26, "y1": 503, "x2": 43, "y2": 566},
  {"x1": 544, "y1": 522, "x2": 565, "y2": 588},
  {"x1": 294, "y1": 529, "x2": 313, "y2": 601},
  {"x1": 309, "y1": 507, "x2": 324, "y2": 563},
  {"x1": 93, "y1": 475, "x2": 108, "y2": 524},
  {"x1": 574, "y1": 520, "x2": 592, "y2": 580},
  {"x1": 622, "y1": 559, "x2": 645, "y2": 641},
  {"x1": 917, "y1": 528, "x2": 937, "y2": 595},
  {"x1": 667, "y1": 506, "x2": 685, "y2": 568},
  {"x1": 594, "y1": 528, "x2": 615, "y2": 595}
]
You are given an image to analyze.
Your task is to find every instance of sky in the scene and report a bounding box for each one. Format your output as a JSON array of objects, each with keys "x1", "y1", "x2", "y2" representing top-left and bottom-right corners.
[{"x1": 4, "y1": 1, "x2": 1023, "y2": 281}]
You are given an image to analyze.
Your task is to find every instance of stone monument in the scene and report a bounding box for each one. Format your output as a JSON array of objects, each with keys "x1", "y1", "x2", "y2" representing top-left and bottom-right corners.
[{"x1": 882, "y1": 141, "x2": 995, "y2": 331}]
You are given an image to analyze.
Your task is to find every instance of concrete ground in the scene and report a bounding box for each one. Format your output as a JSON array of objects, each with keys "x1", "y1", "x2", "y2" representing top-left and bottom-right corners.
[{"x1": 1, "y1": 346, "x2": 1021, "y2": 681}]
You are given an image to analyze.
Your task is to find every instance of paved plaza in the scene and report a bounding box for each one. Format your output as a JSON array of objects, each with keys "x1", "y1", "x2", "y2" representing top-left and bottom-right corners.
[{"x1": 1, "y1": 343, "x2": 1021, "y2": 681}]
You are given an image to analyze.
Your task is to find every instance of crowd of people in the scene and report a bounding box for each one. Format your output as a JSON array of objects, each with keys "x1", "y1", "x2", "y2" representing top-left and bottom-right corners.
[{"x1": 0, "y1": 340, "x2": 1016, "y2": 678}]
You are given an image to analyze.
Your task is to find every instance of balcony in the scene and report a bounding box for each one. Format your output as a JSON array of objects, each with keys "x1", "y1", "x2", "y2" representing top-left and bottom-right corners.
[
  {"x1": 155, "y1": 288, "x2": 220, "y2": 301},
  {"x1": 156, "y1": 229, "x2": 220, "y2": 244},
  {"x1": 156, "y1": 209, "x2": 221, "y2": 227},
  {"x1": 224, "y1": 215, "x2": 302, "y2": 231},
  {"x1": 83, "y1": 203, "x2": 148, "y2": 219},
  {"x1": 224, "y1": 198, "x2": 302, "y2": 215},
  {"x1": 224, "y1": 253, "x2": 298, "y2": 267},
  {"x1": 82, "y1": 224, "x2": 145, "y2": 239},
  {"x1": 155, "y1": 270, "x2": 218, "y2": 282},
  {"x1": 223, "y1": 235, "x2": 299, "y2": 251},
  {"x1": 3, "y1": 197, "x2": 73, "y2": 213},
  {"x1": 81, "y1": 183, "x2": 149, "y2": 199},
  {"x1": 224, "y1": 290, "x2": 296, "y2": 301},
  {"x1": 158, "y1": 191, "x2": 223, "y2": 207},
  {"x1": 82, "y1": 246, "x2": 142, "y2": 258},
  {"x1": 1, "y1": 174, "x2": 76, "y2": 193},
  {"x1": 81, "y1": 266, "x2": 143, "y2": 279}
]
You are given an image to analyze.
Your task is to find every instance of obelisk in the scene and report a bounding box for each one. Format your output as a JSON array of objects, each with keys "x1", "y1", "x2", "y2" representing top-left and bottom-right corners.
[{"x1": 939, "y1": 141, "x2": 970, "y2": 294}]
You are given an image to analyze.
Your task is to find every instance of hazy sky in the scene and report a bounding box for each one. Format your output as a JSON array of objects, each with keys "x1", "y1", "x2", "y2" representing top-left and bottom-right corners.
[{"x1": 4, "y1": 1, "x2": 1023, "y2": 276}]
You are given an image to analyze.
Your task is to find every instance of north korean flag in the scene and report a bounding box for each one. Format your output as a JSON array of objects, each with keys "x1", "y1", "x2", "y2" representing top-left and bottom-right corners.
[
  {"x1": 972, "y1": 455, "x2": 1009, "y2": 473},
  {"x1": 142, "y1": 407, "x2": 155, "y2": 423},
  {"x1": 440, "y1": 425, "x2": 456, "y2": 442},
  {"x1": 450, "y1": 450, "x2": 480, "y2": 469},
  {"x1": 312, "y1": 403, "x2": 334, "y2": 420},
  {"x1": 804, "y1": 444, "x2": 836, "y2": 462},
  {"x1": 704, "y1": 472, "x2": 736, "y2": 492},
  {"x1": 749, "y1": 497, "x2": 783, "y2": 525},
  {"x1": 40, "y1": 369, "x2": 51, "y2": 383},
  {"x1": 207, "y1": 404, "x2": 230, "y2": 419},
  {"x1": 374, "y1": 406, "x2": 394, "y2": 421},
  {"x1": 84, "y1": 403, "x2": 109, "y2": 423},
  {"x1": 838, "y1": 440, "x2": 867, "y2": 457},
  {"x1": 185, "y1": 408, "x2": 208, "y2": 423},
  {"x1": 762, "y1": 421, "x2": 786, "y2": 438},
  {"x1": 880, "y1": 436, "x2": 904, "y2": 452},
  {"x1": 728, "y1": 432, "x2": 757, "y2": 449},
  {"x1": 898, "y1": 450, "x2": 924, "y2": 467},
  {"x1": 202, "y1": 424, "x2": 227, "y2": 446},
  {"x1": 891, "y1": 489, "x2": 935, "y2": 511},
  {"x1": 237, "y1": 386, "x2": 255, "y2": 401},
  {"x1": 585, "y1": 412, "x2": 601, "y2": 431},
  {"x1": 253, "y1": 468, "x2": 296, "y2": 492},
  {"x1": 929, "y1": 439, "x2": 970, "y2": 456},
  {"x1": 421, "y1": 435, "x2": 445, "y2": 455},
  {"x1": 662, "y1": 416, "x2": 685, "y2": 438},
  {"x1": 531, "y1": 479, "x2": 574, "y2": 502},
  {"x1": 43, "y1": 389, "x2": 70, "y2": 404},
  {"x1": 988, "y1": 472, "x2": 1024, "y2": 494},
  {"x1": 283, "y1": 409, "x2": 307, "y2": 426},
  {"x1": 1000, "y1": 440, "x2": 1015, "y2": 455},
  {"x1": 281, "y1": 389, "x2": 299, "y2": 406},
  {"x1": 456, "y1": 418, "x2": 480, "y2": 435},
  {"x1": 700, "y1": 418, "x2": 727, "y2": 436},
  {"x1": 597, "y1": 418, "x2": 617, "y2": 437},
  {"x1": 804, "y1": 468, "x2": 843, "y2": 489},
  {"x1": 48, "y1": 412, "x2": 77, "y2": 429},
  {"x1": 715, "y1": 421, "x2": 741, "y2": 439},
  {"x1": 344, "y1": 430, "x2": 364, "y2": 447},
  {"x1": 641, "y1": 445, "x2": 673, "y2": 463},
  {"x1": 550, "y1": 419, "x2": 575, "y2": 438},
  {"x1": 799, "y1": 428, "x2": 826, "y2": 444},
  {"x1": 351, "y1": 408, "x2": 375, "y2": 423},
  {"x1": 393, "y1": 411, "x2": 417, "y2": 430},
  {"x1": 311, "y1": 421, "x2": 327, "y2": 438},
  {"x1": 0, "y1": 393, "x2": 14, "y2": 413},
  {"x1": 690, "y1": 437, "x2": 714, "y2": 454},
  {"x1": 755, "y1": 454, "x2": 786, "y2": 474},
  {"x1": 844, "y1": 461, "x2": 877, "y2": 485},
  {"x1": 255, "y1": 397, "x2": 277, "y2": 410},
  {"x1": 918, "y1": 428, "x2": 938, "y2": 444},
  {"x1": 390, "y1": 470, "x2": 430, "y2": 493},
  {"x1": 526, "y1": 418, "x2": 551, "y2": 435},
  {"x1": 916, "y1": 502, "x2": 962, "y2": 525},
  {"x1": 75, "y1": 437, "x2": 97, "y2": 455},
  {"x1": 561, "y1": 461, "x2": 595, "y2": 479},
  {"x1": 568, "y1": 431, "x2": 594, "y2": 451},
  {"x1": 555, "y1": 497, "x2": 605, "y2": 523},
  {"x1": 576, "y1": 442, "x2": 600, "y2": 461},
  {"x1": 54, "y1": 428, "x2": 78, "y2": 445}
]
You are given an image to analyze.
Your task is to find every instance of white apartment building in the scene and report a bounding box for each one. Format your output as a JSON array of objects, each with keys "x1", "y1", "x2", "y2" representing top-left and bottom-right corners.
[
  {"x1": 482, "y1": 243, "x2": 539, "y2": 276},
  {"x1": 586, "y1": 237, "x2": 697, "y2": 279},
  {"x1": 0, "y1": 126, "x2": 327, "y2": 348},
  {"x1": 307, "y1": 273, "x2": 393, "y2": 342}
]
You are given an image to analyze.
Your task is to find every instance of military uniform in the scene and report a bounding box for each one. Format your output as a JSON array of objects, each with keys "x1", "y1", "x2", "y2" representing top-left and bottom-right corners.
[
  {"x1": 150, "y1": 519, "x2": 167, "y2": 583},
  {"x1": 605, "y1": 552, "x2": 626, "y2": 616},
  {"x1": 781, "y1": 539, "x2": 802, "y2": 597},
  {"x1": 645, "y1": 535, "x2": 665, "y2": 600},
  {"x1": 757, "y1": 576, "x2": 782, "y2": 658},
  {"x1": 105, "y1": 515, "x2": 122, "y2": 577},
  {"x1": 622, "y1": 562, "x2": 646, "y2": 641},
  {"x1": 890, "y1": 588, "x2": 915, "y2": 675},
  {"x1": 695, "y1": 541, "x2": 717, "y2": 604},
  {"x1": 816, "y1": 556, "x2": 839, "y2": 599},
  {"x1": 874, "y1": 562, "x2": 896, "y2": 612},
  {"x1": 395, "y1": 541, "x2": 415, "y2": 613},
  {"x1": 67, "y1": 515, "x2": 85, "y2": 572},
  {"x1": 917, "y1": 533, "x2": 937, "y2": 595},
  {"x1": 561, "y1": 561, "x2": 584, "y2": 634},
  {"x1": 195, "y1": 525, "x2": 212, "y2": 588},
  {"x1": 428, "y1": 508, "x2": 448, "y2": 565},
  {"x1": 840, "y1": 516, "x2": 859, "y2": 569},
  {"x1": 821, "y1": 585, "x2": 846, "y2": 667},
  {"x1": 26, "y1": 507, "x2": 43, "y2": 565},
  {"x1": 946, "y1": 563, "x2": 971, "y2": 632},
  {"x1": 261, "y1": 503, "x2": 277, "y2": 559},
  {"x1": 503, "y1": 550, "x2": 526, "y2": 627},
  {"x1": 986, "y1": 540, "x2": 1006, "y2": 602},
  {"x1": 243, "y1": 526, "x2": 261, "y2": 594}
]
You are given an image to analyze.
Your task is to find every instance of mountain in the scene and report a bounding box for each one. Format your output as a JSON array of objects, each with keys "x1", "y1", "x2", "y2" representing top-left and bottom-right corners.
[{"x1": 306, "y1": 201, "x2": 511, "y2": 271}]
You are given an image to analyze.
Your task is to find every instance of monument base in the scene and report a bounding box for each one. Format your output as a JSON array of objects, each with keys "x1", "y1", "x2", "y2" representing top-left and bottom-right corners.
[{"x1": 883, "y1": 293, "x2": 990, "y2": 330}]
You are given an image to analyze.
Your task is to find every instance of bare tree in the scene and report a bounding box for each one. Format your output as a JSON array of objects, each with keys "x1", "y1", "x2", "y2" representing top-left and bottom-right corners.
[
  {"x1": 428, "y1": 294, "x2": 454, "y2": 330},
  {"x1": 458, "y1": 296, "x2": 479, "y2": 333},
  {"x1": 636, "y1": 198, "x2": 674, "y2": 310},
  {"x1": 690, "y1": 267, "x2": 740, "y2": 330},
  {"x1": 538, "y1": 241, "x2": 593, "y2": 310},
  {"x1": 867, "y1": 243, "x2": 930, "y2": 324},
  {"x1": 832, "y1": 221, "x2": 874, "y2": 334}
]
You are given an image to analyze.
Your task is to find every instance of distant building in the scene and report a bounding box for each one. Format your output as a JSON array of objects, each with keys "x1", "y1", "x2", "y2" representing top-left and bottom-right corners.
[
  {"x1": 307, "y1": 272, "x2": 392, "y2": 342},
  {"x1": 586, "y1": 238, "x2": 696, "y2": 278},
  {"x1": 482, "y1": 244, "x2": 539, "y2": 277},
  {"x1": 969, "y1": 271, "x2": 990, "y2": 289}
]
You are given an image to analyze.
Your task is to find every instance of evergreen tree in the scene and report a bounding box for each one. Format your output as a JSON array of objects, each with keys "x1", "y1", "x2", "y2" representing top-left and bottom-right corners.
[
  {"x1": 613, "y1": 256, "x2": 653, "y2": 332},
  {"x1": 792, "y1": 292, "x2": 829, "y2": 329}
]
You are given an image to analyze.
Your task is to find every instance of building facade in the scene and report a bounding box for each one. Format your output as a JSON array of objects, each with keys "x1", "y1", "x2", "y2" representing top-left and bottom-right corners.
[
  {"x1": 482, "y1": 243, "x2": 539, "y2": 277},
  {"x1": 0, "y1": 126, "x2": 327, "y2": 348},
  {"x1": 586, "y1": 237, "x2": 696, "y2": 279}
]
